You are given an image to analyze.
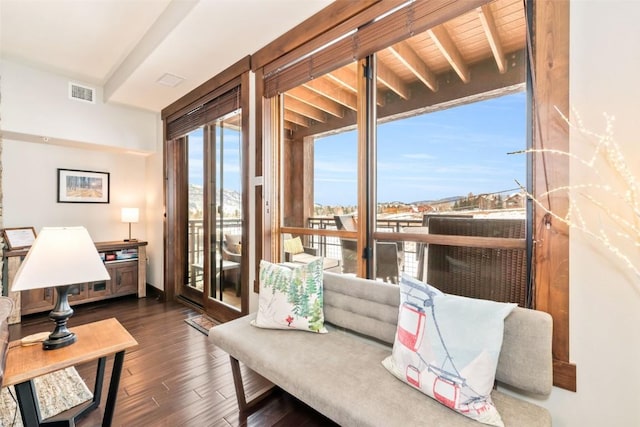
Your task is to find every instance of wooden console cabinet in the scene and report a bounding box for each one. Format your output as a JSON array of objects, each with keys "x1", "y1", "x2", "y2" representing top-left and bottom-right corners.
[{"x1": 3, "y1": 240, "x2": 147, "y2": 323}]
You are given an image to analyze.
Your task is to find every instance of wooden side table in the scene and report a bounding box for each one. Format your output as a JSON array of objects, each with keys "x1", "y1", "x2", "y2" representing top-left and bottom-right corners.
[{"x1": 4, "y1": 318, "x2": 138, "y2": 427}]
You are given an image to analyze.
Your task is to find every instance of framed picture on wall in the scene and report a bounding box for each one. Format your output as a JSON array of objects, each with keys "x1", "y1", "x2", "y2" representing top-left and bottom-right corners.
[
  {"x1": 2, "y1": 227, "x2": 37, "y2": 251},
  {"x1": 57, "y1": 168, "x2": 110, "y2": 203}
]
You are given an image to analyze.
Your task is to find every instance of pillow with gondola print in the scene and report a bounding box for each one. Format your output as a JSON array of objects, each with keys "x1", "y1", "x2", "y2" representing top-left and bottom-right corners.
[
  {"x1": 382, "y1": 275, "x2": 516, "y2": 426},
  {"x1": 251, "y1": 259, "x2": 327, "y2": 333}
]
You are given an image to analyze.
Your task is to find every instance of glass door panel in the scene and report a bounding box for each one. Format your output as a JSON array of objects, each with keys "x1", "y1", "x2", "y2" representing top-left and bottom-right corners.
[
  {"x1": 178, "y1": 111, "x2": 244, "y2": 316},
  {"x1": 280, "y1": 62, "x2": 360, "y2": 274},
  {"x1": 207, "y1": 110, "x2": 243, "y2": 312},
  {"x1": 181, "y1": 127, "x2": 205, "y2": 302}
]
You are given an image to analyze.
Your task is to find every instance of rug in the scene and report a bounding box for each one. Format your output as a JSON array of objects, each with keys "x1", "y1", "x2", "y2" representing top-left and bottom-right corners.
[
  {"x1": 184, "y1": 315, "x2": 218, "y2": 336},
  {"x1": 0, "y1": 366, "x2": 93, "y2": 427}
]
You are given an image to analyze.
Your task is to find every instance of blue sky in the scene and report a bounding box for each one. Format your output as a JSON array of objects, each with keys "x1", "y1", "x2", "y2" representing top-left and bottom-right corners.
[
  {"x1": 187, "y1": 92, "x2": 526, "y2": 206},
  {"x1": 187, "y1": 127, "x2": 242, "y2": 191},
  {"x1": 314, "y1": 92, "x2": 526, "y2": 205}
]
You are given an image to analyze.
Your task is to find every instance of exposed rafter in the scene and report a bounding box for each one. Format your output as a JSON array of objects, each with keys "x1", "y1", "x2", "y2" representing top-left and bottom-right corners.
[
  {"x1": 428, "y1": 25, "x2": 470, "y2": 83},
  {"x1": 280, "y1": 0, "x2": 526, "y2": 139},
  {"x1": 387, "y1": 41, "x2": 439, "y2": 92},
  {"x1": 284, "y1": 95, "x2": 327, "y2": 123},
  {"x1": 327, "y1": 67, "x2": 357, "y2": 93},
  {"x1": 376, "y1": 59, "x2": 410, "y2": 100},
  {"x1": 478, "y1": 4, "x2": 507, "y2": 73},
  {"x1": 304, "y1": 78, "x2": 357, "y2": 111},
  {"x1": 284, "y1": 110, "x2": 309, "y2": 127},
  {"x1": 287, "y1": 86, "x2": 344, "y2": 118}
]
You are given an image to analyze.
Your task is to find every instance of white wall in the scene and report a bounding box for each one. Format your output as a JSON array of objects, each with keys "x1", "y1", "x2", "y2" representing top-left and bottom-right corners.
[
  {"x1": 1, "y1": 59, "x2": 157, "y2": 153},
  {"x1": 0, "y1": 58, "x2": 164, "y2": 290},
  {"x1": 541, "y1": 2, "x2": 640, "y2": 426},
  {"x1": 144, "y1": 120, "x2": 166, "y2": 290},
  {"x1": 3, "y1": 138, "x2": 147, "y2": 241}
]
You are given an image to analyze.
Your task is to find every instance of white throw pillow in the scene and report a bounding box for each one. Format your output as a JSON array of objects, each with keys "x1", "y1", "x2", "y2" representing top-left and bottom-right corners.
[
  {"x1": 382, "y1": 275, "x2": 516, "y2": 426},
  {"x1": 251, "y1": 259, "x2": 327, "y2": 333}
]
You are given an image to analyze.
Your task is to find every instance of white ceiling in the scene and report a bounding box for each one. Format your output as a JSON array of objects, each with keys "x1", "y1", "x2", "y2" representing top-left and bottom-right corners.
[{"x1": 0, "y1": 0, "x2": 333, "y2": 112}]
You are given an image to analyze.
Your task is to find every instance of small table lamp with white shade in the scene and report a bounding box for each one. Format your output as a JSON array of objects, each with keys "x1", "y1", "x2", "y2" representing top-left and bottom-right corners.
[
  {"x1": 10, "y1": 226, "x2": 110, "y2": 350},
  {"x1": 121, "y1": 207, "x2": 139, "y2": 242}
]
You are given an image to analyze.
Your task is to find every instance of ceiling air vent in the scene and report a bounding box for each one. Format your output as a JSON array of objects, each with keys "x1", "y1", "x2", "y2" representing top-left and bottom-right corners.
[{"x1": 69, "y1": 82, "x2": 95, "y2": 104}]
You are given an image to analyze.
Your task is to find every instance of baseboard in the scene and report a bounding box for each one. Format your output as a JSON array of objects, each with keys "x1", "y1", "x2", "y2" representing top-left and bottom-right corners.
[{"x1": 145, "y1": 284, "x2": 165, "y2": 301}]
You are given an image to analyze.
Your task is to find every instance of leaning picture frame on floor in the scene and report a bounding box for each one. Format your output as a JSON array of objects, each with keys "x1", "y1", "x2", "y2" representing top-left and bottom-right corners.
[
  {"x1": 57, "y1": 168, "x2": 110, "y2": 203},
  {"x1": 2, "y1": 227, "x2": 37, "y2": 251}
]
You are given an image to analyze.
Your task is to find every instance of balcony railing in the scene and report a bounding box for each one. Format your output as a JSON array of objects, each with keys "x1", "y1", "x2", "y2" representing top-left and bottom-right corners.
[
  {"x1": 188, "y1": 219, "x2": 242, "y2": 289},
  {"x1": 187, "y1": 216, "x2": 527, "y2": 307},
  {"x1": 304, "y1": 217, "x2": 424, "y2": 277}
]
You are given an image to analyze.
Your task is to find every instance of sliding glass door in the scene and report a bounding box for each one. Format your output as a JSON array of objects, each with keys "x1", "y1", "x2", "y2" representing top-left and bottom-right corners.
[
  {"x1": 177, "y1": 111, "x2": 244, "y2": 319},
  {"x1": 165, "y1": 74, "x2": 248, "y2": 322}
]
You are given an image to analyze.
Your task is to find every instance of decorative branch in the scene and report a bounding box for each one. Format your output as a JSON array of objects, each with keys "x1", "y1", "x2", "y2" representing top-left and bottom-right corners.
[{"x1": 514, "y1": 108, "x2": 640, "y2": 282}]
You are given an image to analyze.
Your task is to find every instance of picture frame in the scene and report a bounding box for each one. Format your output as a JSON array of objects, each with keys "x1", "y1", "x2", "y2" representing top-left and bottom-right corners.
[
  {"x1": 2, "y1": 227, "x2": 37, "y2": 251},
  {"x1": 57, "y1": 168, "x2": 110, "y2": 203}
]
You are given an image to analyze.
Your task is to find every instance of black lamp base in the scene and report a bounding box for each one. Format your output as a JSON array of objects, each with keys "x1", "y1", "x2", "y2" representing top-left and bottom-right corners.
[
  {"x1": 43, "y1": 332, "x2": 77, "y2": 350},
  {"x1": 43, "y1": 284, "x2": 77, "y2": 351}
]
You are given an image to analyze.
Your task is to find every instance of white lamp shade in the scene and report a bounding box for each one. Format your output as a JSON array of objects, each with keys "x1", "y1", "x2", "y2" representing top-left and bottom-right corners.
[
  {"x1": 121, "y1": 208, "x2": 139, "y2": 223},
  {"x1": 11, "y1": 226, "x2": 110, "y2": 291}
]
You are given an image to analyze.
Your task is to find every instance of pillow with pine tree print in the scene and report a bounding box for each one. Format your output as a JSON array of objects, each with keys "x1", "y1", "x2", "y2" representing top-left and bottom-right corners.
[{"x1": 251, "y1": 259, "x2": 327, "y2": 333}]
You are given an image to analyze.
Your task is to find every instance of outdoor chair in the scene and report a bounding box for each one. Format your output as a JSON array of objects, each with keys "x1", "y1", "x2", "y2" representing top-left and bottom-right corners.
[
  {"x1": 334, "y1": 215, "x2": 404, "y2": 282},
  {"x1": 334, "y1": 215, "x2": 358, "y2": 274},
  {"x1": 221, "y1": 234, "x2": 242, "y2": 296},
  {"x1": 283, "y1": 234, "x2": 341, "y2": 271},
  {"x1": 424, "y1": 216, "x2": 527, "y2": 306},
  {"x1": 375, "y1": 241, "x2": 401, "y2": 284}
]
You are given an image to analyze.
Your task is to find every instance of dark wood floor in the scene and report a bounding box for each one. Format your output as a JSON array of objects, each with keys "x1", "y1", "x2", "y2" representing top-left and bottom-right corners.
[{"x1": 8, "y1": 294, "x2": 338, "y2": 427}]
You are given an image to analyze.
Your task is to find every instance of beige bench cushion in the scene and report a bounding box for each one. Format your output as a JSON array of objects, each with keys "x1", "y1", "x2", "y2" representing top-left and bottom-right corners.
[{"x1": 210, "y1": 314, "x2": 551, "y2": 427}]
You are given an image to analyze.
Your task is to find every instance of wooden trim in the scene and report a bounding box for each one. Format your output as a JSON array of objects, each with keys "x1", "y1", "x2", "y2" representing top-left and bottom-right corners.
[
  {"x1": 532, "y1": 0, "x2": 575, "y2": 391},
  {"x1": 281, "y1": 231, "x2": 526, "y2": 261},
  {"x1": 161, "y1": 56, "x2": 250, "y2": 120},
  {"x1": 280, "y1": 226, "x2": 356, "y2": 240},
  {"x1": 162, "y1": 119, "x2": 173, "y2": 302},
  {"x1": 376, "y1": 232, "x2": 526, "y2": 250},
  {"x1": 553, "y1": 359, "x2": 577, "y2": 392},
  {"x1": 240, "y1": 70, "x2": 251, "y2": 314},
  {"x1": 254, "y1": 68, "x2": 264, "y2": 293},
  {"x1": 251, "y1": 0, "x2": 382, "y2": 72}
]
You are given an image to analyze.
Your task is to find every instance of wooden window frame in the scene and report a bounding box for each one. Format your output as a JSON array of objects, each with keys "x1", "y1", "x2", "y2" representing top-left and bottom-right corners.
[
  {"x1": 254, "y1": 0, "x2": 574, "y2": 390},
  {"x1": 162, "y1": 56, "x2": 251, "y2": 321}
]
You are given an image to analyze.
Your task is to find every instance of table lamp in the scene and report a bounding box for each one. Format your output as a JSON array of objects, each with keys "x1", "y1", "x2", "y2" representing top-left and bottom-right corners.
[
  {"x1": 121, "y1": 208, "x2": 139, "y2": 242},
  {"x1": 10, "y1": 226, "x2": 110, "y2": 350}
]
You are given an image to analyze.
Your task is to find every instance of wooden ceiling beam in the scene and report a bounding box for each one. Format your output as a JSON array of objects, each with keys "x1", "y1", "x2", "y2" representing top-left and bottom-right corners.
[
  {"x1": 289, "y1": 51, "x2": 525, "y2": 140},
  {"x1": 284, "y1": 95, "x2": 326, "y2": 122},
  {"x1": 287, "y1": 86, "x2": 344, "y2": 118},
  {"x1": 328, "y1": 66, "x2": 386, "y2": 106},
  {"x1": 284, "y1": 110, "x2": 309, "y2": 127},
  {"x1": 478, "y1": 4, "x2": 507, "y2": 74},
  {"x1": 327, "y1": 67, "x2": 357, "y2": 93},
  {"x1": 304, "y1": 78, "x2": 357, "y2": 111},
  {"x1": 429, "y1": 25, "x2": 470, "y2": 83},
  {"x1": 376, "y1": 59, "x2": 410, "y2": 100},
  {"x1": 284, "y1": 120, "x2": 295, "y2": 132},
  {"x1": 387, "y1": 41, "x2": 439, "y2": 92}
]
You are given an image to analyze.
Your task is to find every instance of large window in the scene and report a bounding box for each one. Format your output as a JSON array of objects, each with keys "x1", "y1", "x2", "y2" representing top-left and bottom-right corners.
[
  {"x1": 258, "y1": 0, "x2": 574, "y2": 390},
  {"x1": 273, "y1": 0, "x2": 528, "y2": 301}
]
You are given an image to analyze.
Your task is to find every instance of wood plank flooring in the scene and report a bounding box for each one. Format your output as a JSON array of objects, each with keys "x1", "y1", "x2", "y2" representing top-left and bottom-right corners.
[{"x1": 7, "y1": 294, "x2": 338, "y2": 427}]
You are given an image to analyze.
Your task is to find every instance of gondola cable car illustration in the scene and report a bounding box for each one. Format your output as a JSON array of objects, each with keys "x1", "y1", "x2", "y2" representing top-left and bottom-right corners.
[{"x1": 399, "y1": 280, "x2": 487, "y2": 414}]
